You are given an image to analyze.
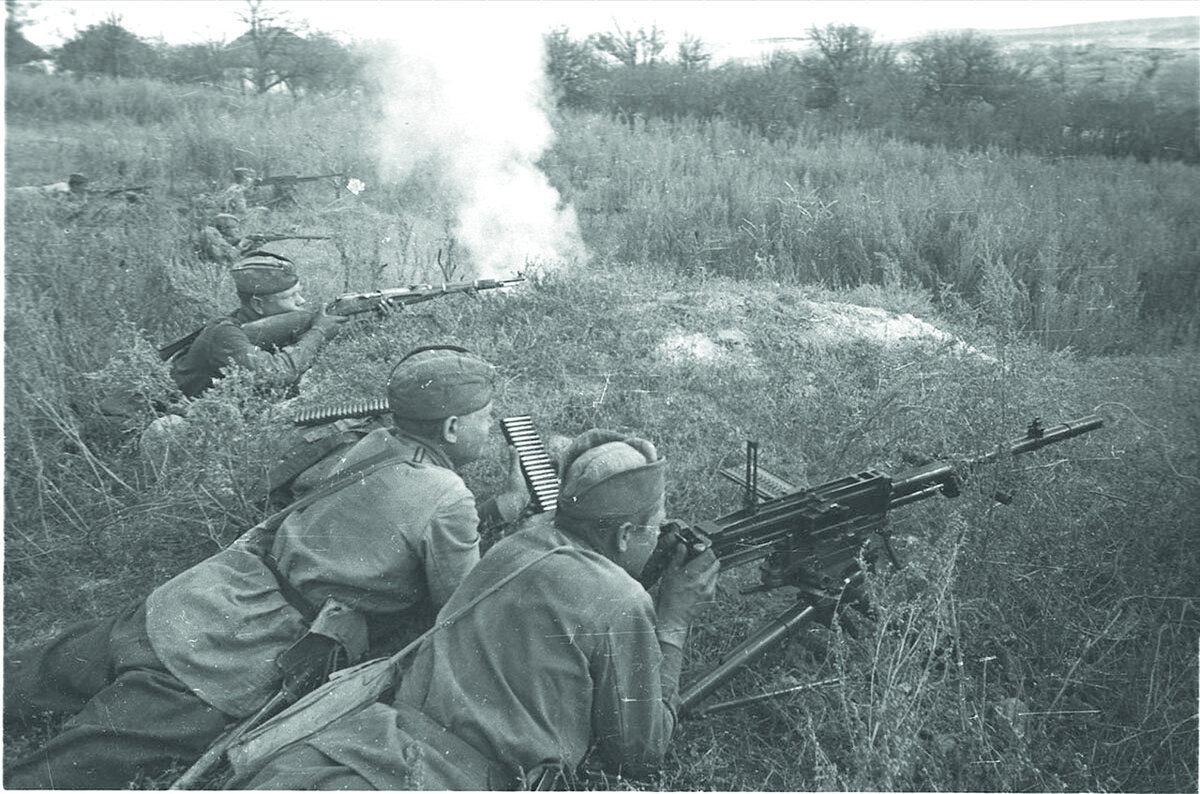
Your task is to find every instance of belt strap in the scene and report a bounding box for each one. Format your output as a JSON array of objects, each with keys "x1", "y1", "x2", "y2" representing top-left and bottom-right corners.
[{"x1": 261, "y1": 554, "x2": 318, "y2": 623}]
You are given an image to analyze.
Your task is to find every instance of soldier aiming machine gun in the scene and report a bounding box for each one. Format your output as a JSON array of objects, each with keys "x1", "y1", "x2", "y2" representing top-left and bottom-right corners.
[
  {"x1": 640, "y1": 414, "x2": 1105, "y2": 716},
  {"x1": 157, "y1": 276, "x2": 526, "y2": 362}
]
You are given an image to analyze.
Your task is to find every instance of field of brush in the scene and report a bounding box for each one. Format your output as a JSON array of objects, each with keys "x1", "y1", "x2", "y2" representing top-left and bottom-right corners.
[{"x1": 4, "y1": 72, "x2": 1199, "y2": 791}]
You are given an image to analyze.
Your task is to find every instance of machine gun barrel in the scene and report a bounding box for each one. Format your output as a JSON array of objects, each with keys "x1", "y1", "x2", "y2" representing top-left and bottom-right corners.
[{"x1": 889, "y1": 414, "x2": 1104, "y2": 506}]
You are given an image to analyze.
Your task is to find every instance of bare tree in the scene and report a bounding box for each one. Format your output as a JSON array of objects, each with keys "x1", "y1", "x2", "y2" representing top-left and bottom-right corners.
[
  {"x1": 589, "y1": 22, "x2": 666, "y2": 67},
  {"x1": 225, "y1": 0, "x2": 307, "y2": 94}
]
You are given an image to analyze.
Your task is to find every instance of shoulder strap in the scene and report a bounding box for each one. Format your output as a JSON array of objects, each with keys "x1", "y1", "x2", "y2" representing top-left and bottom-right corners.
[
  {"x1": 157, "y1": 314, "x2": 239, "y2": 362},
  {"x1": 225, "y1": 543, "x2": 573, "y2": 773}
]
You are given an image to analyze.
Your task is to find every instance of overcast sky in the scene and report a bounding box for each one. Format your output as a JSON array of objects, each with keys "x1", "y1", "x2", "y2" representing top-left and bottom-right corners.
[{"x1": 20, "y1": 0, "x2": 1200, "y2": 55}]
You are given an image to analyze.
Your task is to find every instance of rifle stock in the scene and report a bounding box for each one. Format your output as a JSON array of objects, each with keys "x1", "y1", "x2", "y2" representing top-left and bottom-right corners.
[{"x1": 639, "y1": 414, "x2": 1104, "y2": 715}]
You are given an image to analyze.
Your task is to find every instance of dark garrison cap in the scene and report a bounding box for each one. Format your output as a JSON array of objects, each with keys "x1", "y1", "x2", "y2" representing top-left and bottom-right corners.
[
  {"x1": 387, "y1": 345, "x2": 496, "y2": 421},
  {"x1": 230, "y1": 251, "x2": 299, "y2": 296}
]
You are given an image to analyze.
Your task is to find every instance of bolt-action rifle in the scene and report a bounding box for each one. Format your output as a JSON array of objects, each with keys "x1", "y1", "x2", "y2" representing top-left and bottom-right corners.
[
  {"x1": 254, "y1": 173, "x2": 344, "y2": 188},
  {"x1": 156, "y1": 276, "x2": 525, "y2": 362},
  {"x1": 241, "y1": 233, "x2": 333, "y2": 245},
  {"x1": 90, "y1": 185, "x2": 151, "y2": 197},
  {"x1": 638, "y1": 414, "x2": 1104, "y2": 717}
]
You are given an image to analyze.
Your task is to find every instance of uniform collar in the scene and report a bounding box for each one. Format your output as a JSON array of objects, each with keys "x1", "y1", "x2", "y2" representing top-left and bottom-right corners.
[{"x1": 387, "y1": 428, "x2": 456, "y2": 470}]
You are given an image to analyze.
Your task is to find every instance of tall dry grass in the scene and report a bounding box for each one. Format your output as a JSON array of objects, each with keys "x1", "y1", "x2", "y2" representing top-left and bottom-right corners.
[{"x1": 5, "y1": 74, "x2": 1197, "y2": 791}]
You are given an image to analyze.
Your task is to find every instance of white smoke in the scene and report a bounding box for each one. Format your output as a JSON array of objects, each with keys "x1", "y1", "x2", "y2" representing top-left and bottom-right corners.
[{"x1": 370, "y1": 8, "x2": 588, "y2": 279}]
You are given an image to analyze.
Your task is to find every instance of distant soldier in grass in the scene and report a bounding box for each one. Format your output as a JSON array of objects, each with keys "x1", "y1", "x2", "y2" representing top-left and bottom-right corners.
[
  {"x1": 196, "y1": 213, "x2": 252, "y2": 265},
  {"x1": 169, "y1": 251, "x2": 345, "y2": 398},
  {"x1": 234, "y1": 428, "x2": 720, "y2": 790},
  {"x1": 218, "y1": 166, "x2": 258, "y2": 215},
  {"x1": 3, "y1": 346, "x2": 531, "y2": 790},
  {"x1": 9, "y1": 172, "x2": 89, "y2": 199}
]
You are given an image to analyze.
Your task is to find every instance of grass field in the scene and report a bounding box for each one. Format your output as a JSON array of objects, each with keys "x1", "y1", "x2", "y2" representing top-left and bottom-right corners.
[{"x1": 4, "y1": 72, "x2": 1198, "y2": 791}]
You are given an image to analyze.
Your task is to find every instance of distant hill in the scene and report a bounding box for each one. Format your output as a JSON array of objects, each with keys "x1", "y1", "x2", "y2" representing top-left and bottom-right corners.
[
  {"x1": 722, "y1": 15, "x2": 1199, "y2": 62},
  {"x1": 983, "y1": 16, "x2": 1198, "y2": 51},
  {"x1": 718, "y1": 16, "x2": 1198, "y2": 98}
]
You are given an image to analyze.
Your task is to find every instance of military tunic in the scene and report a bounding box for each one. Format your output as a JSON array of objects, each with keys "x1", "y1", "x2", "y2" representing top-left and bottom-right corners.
[
  {"x1": 146, "y1": 428, "x2": 482, "y2": 717},
  {"x1": 241, "y1": 522, "x2": 683, "y2": 790},
  {"x1": 169, "y1": 306, "x2": 328, "y2": 397},
  {"x1": 5, "y1": 428, "x2": 485, "y2": 789}
]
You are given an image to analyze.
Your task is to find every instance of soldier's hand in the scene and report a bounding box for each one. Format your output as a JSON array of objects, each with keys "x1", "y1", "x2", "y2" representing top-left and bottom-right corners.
[
  {"x1": 655, "y1": 544, "x2": 719, "y2": 635},
  {"x1": 311, "y1": 306, "x2": 349, "y2": 341}
]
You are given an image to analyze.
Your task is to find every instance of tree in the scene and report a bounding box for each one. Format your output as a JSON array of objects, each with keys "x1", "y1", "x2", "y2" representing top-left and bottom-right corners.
[
  {"x1": 677, "y1": 34, "x2": 712, "y2": 71},
  {"x1": 906, "y1": 31, "x2": 1016, "y2": 107},
  {"x1": 6, "y1": 0, "x2": 46, "y2": 67},
  {"x1": 544, "y1": 26, "x2": 605, "y2": 109},
  {"x1": 55, "y1": 15, "x2": 159, "y2": 78},
  {"x1": 285, "y1": 32, "x2": 363, "y2": 93},
  {"x1": 589, "y1": 23, "x2": 666, "y2": 67},
  {"x1": 225, "y1": 0, "x2": 307, "y2": 93},
  {"x1": 160, "y1": 42, "x2": 227, "y2": 85},
  {"x1": 800, "y1": 24, "x2": 887, "y2": 109}
]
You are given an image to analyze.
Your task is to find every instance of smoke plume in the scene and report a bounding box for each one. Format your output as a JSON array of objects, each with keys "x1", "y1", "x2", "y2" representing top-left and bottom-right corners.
[{"x1": 370, "y1": 9, "x2": 587, "y2": 279}]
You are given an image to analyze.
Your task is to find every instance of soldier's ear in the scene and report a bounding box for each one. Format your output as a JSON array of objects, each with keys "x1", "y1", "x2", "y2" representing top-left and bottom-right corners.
[
  {"x1": 441, "y1": 416, "x2": 459, "y2": 445},
  {"x1": 615, "y1": 521, "x2": 635, "y2": 554}
]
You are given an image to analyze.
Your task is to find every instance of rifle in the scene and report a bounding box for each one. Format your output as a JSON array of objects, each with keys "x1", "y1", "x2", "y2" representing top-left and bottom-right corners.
[
  {"x1": 91, "y1": 185, "x2": 151, "y2": 197},
  {"x1": 638, "y1": 415, "x2": 1104, "y2": 717},
  {"x1": 254, "y1": 173, "x2": 344, "y2": 188},
  {"x1": 241, "y1": 233, "x2": 332, "y2": 245},
  {"x1": 239, "y1": 276, "x2": 526, "y2": 350},
  {"x1": 155, "y1": 276, "x2": 525, "y2": 361}
]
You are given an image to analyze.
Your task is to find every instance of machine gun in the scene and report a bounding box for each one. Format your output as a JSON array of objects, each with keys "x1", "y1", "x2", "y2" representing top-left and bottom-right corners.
[
  {"x1": 638, "y1": 414, "x2": 1104, "y2": 716},
  {"x1": 157, "y1": 276, "x2": 525, "y2": 361},
  {"x1": 253, "y1": 173, "x2": 345, "y2": 188}
]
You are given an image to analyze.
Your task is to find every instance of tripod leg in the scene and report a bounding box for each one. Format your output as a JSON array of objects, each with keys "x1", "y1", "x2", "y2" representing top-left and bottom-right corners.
[{"x1": 680, "y1": 600, "x2": 820, "y2": 716}]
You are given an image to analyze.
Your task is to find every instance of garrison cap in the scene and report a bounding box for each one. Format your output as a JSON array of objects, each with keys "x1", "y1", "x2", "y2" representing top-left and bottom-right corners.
[
  {"x1": 68, "y1": 173, "x2": 88, "y2": 187},
  {"x1": 230, "y1": 251, "x2": 299, "y2": 296},
  {"x1": 387, "y1": 345, "x2": 496, "y2": 421},
  {"x1": 557, "y1": 429, "x2": 666, "y2": 521}
]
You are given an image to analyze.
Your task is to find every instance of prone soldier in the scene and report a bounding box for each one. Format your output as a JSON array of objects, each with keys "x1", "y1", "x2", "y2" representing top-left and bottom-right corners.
[
  {"x1": 168, "y1": 252, "x2": 345, "y2": 399},
  {"x1": 4, "y1": 346, "x2": 531, "y2": 789}
]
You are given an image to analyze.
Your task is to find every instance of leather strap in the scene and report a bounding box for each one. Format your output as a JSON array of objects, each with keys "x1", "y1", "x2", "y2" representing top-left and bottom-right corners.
[{"x1": 261, "y1": 554, "x2": 318, "y2": 623}]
